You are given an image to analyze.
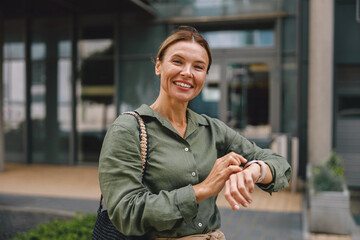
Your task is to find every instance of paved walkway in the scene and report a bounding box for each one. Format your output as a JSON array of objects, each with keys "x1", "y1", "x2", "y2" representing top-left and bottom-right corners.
[{"x1": 0, "y1": 163, "x2": 357, "y2": 240}]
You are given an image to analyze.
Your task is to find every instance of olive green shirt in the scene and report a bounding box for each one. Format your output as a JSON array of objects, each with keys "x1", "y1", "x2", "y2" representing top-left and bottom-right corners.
[{"x1": 99, "y1": 104, "x2": 291, "y2": 239}]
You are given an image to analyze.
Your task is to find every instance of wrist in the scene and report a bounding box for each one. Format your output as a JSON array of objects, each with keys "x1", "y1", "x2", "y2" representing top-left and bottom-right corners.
[
  {"x1": 193, "y1": 184, "x2": 209, "y2": 204},
  {"x1": 244, "y1": 160, "x2": 267, "y2": 183},
  {"x1": 245, "y1": 163, "x2": 261, "y2": 182}
]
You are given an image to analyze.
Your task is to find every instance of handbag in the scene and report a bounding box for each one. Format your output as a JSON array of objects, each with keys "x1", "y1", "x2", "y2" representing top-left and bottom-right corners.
[{"x1": 92, "y1": 111, "x2": 148, "y2": 240}]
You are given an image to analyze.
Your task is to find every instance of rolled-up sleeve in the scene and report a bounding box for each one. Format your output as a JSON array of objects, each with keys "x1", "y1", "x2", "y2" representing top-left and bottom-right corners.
[
  {"x1": 99, "y1": 118, "x2": 198, "y2": 236},
  {"x1": 221, "y1": 121, "x2": 291, "y2": 193}
]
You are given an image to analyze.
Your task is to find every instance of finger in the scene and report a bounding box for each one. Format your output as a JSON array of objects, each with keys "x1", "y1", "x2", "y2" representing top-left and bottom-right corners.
[
  {"x1": 224, "y1": 180, "x2": 240, "y2": 210},
  {"x1": 226, "y1": 165, "x2": 242, "y2": 177},
  {"x1": 229, "y1": 152, "x2": 247, "y2": 166},
  {"x1": 229, "y1": 174, "x2": 249, "y2": 208},
  {"x1": 244, "y1": 170, "x2": 255, "y2": 193},
  {"x1": 237, "y1": 172, "x2": 253, "y2": 205},
  {"x1": 227, "y1": 157, "x2": 244, "y2": 168},
  {"x1": 237, "y1": 154, "x2": 248, "y2": 164}
]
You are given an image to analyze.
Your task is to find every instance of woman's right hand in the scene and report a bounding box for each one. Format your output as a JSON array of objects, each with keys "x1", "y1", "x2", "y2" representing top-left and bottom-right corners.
[{"x1": 193, "y1": 152, "x2": 247, "y2": 203}]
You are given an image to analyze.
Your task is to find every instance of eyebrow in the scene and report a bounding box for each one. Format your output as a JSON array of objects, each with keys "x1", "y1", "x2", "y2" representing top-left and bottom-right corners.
[{"x1": 172, "y1": 54, "x2": 207, "y2": 65}]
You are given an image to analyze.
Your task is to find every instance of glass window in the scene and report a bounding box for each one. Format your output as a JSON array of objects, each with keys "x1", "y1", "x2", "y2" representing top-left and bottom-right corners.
[
  {"x1": 202, "y1": 30, "x2": 274, "y2": 49},
  {"x1": 337, "y1": 65, "x2": 360, "y2": 119},
  {"x1": 4, "y1": 42, "x2": 25, "y2": 59},
  {"x1": 119, "y1": 60, "x2": 159, "y2": 113},
  {"x1": 77, "y1": 16, "x2": 115, "y2": 163},
  {"x1": 30, "y1": 17, "x2": 72, "y2": 164},
  {"x1": 227, "y1": 63, "x2": 270, "y2": 138},
  {"x1": 190, "y1": 63, "x2": 221, "y2": 118},
  {"x1": 3, "y1": 20, "x2": 26, "y2": 163},
  {"x1": 150, "y1": 0, "x2": 282, "y2": 18}
]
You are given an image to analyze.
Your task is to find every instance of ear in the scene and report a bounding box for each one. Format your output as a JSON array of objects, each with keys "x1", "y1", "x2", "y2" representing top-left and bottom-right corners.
[{"x1": 155, "y1": 58, "x2": 161, "y2": 76}]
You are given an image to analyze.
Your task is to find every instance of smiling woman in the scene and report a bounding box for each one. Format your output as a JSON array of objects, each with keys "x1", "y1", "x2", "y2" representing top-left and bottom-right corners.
[
  {"x1": 153, "y1": 41, "x2": 209, "y2": 120},
  {"x1": 98, "y1": 26, "x2": 291, "y2": 240}
]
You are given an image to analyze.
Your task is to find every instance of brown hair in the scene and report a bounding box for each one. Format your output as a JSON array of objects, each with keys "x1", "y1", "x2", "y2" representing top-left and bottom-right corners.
[{"x1": 156, "y1": 26, "x2": 212, "y2": 73}]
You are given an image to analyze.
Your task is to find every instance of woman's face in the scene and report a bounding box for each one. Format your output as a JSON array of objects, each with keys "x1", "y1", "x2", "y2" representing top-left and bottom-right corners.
[{"x1": 155, "y1": 41, "x2": 209, "y2": 103}]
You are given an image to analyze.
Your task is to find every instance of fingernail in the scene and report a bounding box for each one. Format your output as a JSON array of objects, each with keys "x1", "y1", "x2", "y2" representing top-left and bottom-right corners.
[
  {"x1": 248, "y1": 199, "x2": 252, "y2": 204},
  {"x1": 234, "y1": 204, "x2": 240, "y2": 210},
  {"x1": 244, "y1": 203, "x2": 249, "y2": 208}
]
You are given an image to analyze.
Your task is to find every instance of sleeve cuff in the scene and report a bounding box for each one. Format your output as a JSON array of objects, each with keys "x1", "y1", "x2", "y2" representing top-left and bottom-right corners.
[
  {"x1": 257, "y1": 161, "x2": 291, "y2": 193},
  {"x1": 175, "y1": 185, "x2": 198, "y2": 223},
  {"x1": 256, "y1": 162, "x2": 276, "y2": 194}
]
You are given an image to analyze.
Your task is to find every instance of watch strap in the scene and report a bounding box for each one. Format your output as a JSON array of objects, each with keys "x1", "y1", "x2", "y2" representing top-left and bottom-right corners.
[{"x1": 244, "y1": 160, "x2": 267, "y2": 183}]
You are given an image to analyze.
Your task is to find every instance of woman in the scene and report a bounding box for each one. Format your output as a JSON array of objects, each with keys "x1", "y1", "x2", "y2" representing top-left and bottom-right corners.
[{"x1": 99, "y1": 26, "x2": 291, "y2": 239}]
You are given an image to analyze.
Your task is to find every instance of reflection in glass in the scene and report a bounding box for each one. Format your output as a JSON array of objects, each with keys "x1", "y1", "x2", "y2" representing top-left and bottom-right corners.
[
  {"x1": 119, "y1": 60, "x2": 159, "y2": 113},
  {"x1": 202, "y1": 30, "x2": 274, "y2": 49},
  {"x1": 77, "y1": 22, "x2": 115, "y2": 163},
  {"x1": 227, "y1": 63, "x2": 270, "y2": 138},
  {"x1": 189, "y1": 63, "x2": 220, "y2": 118},
  {"x1": 3, "y1": 20, "x2": 26, "y2": 163},
  {"x1": 31, "y1": 18, "x2": 72, "y2": 164},
  {"x1": 150, "y1": 0, "x2": 282, "y2": 19},
  {"x1": 337, "y1": 66, "x2": 360, "y2": 119},
  {"x1": 3, "y1": 60, "x2": 26, "y2": 162}
]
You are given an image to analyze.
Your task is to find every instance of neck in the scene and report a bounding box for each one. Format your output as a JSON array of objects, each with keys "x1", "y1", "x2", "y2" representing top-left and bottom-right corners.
[{"x1": 150, "y1": 94, "x2": 188, "y2": 126}]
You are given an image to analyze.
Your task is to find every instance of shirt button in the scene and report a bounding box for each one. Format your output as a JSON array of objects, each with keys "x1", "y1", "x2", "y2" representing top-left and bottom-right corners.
[
  {"x1": 198, "y1": 222, "x2": 203, "y2": 227},
  {"x1": 184, "y1": 147, "x2": 189, "y2": 152},
  {"x1": 191, "y1": 172, "x2": 196, "y2": 177}
]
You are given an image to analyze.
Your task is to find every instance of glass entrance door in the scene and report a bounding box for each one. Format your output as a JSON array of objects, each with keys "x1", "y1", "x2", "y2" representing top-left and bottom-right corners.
[
  {"x1": 226, "y1": 62, "x2": 270, "y2": 139},
  {"x1": 190, "y1": 59, "x2": 274, "y2": 145},
  {"x1": 189, "y1": 28, "x2": 276, "y2": 144}
]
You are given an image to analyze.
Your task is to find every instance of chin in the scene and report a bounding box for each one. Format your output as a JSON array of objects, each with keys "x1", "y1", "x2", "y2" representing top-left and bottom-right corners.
[{"x1": 172, "y1": 94, "x2": 197, "y2": 103}]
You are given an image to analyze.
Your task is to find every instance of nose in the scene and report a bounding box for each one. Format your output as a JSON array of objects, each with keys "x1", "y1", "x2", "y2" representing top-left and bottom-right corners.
[{"x1": 180, "y1": 64, "x2": 192, "y2": 78}]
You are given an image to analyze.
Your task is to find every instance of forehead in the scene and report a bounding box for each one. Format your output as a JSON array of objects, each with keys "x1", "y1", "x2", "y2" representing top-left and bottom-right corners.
[{"x1": 164, "y1": 41, "x2": 209, "y2": 63}]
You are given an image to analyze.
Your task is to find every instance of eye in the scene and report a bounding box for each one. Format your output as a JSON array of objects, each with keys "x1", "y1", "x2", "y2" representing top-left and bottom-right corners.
[
  {"x1": 194, "y1": 65, "x2": 205, "y2": 70},
  {"x1": 172, "y1": 59, "x2": 182, "y2": 64}
]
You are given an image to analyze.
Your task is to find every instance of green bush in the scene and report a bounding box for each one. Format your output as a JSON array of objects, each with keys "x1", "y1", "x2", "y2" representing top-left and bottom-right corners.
[
  {"x1": 12, "y1": 213, "x2": 97, "y2": 240},
  {"x1": 312, "y1": 152, "x2": 345, "y2": 192}
]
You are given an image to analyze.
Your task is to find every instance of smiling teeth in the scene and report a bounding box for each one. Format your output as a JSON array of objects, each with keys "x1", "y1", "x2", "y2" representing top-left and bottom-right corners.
[{"x1": 174, "y1": 82, "x2": 192, "y2": 88}]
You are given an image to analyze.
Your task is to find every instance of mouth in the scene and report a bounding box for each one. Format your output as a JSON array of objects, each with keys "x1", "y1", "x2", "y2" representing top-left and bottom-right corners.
[{"x1": 173, "y1": 81, "x2": 193, "y2": 89}]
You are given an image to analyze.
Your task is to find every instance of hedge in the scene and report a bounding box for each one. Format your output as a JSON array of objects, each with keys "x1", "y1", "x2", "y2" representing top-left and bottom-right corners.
[{"x1": 12, "y1": 213, "x2": 97, "y2": 240}]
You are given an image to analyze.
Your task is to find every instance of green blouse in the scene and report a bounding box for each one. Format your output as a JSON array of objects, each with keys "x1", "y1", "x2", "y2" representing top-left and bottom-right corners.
[{"x1": 99, "y1": 104, "x2": 291, "y2": 239}]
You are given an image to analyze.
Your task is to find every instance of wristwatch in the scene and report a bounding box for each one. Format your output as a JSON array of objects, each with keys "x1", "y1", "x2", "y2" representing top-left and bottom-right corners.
[{"x1": 244, "y1": 160, "x2": 267, "y2": 183}]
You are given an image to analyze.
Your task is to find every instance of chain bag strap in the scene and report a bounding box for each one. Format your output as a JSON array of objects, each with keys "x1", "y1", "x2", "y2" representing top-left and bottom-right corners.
[{"x1": 92, "y1": 111, "x2": 148, "y2": 240}]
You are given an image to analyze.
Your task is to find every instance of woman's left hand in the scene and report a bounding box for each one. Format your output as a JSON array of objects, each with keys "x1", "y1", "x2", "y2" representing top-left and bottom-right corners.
[{"x1": 224, "y1": 164, "x2": 261, "y2": 210}]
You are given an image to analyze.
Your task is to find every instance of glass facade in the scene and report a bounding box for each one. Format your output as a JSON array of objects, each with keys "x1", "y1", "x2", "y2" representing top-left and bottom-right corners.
[
  {"x1": 30, "y1": 17, "x2": 72, "y2": 164},
  {"x1": 151, "y1": 0, "x2": 282, "y2": 19},
  {"x1": 337, "y1": 66, "x2": 360, "y2": 119},
  {"x1": 77, "y1": 16, "x2": 116, "y2": 163},
  {"x1": 1, "y1": 0, "x2": 301, "y2": 165},
  {"x1": 227, "y1": 63, "x2": 270, "y2": 138},
  {"x1": 117, "y1": 22, "x2": 166, "y2": 112},
  {"x1": 3, "y1": 20, "x2": 26, "y2": 163},
  {"x1": 203, "y1": 30, "x2": 274, "y2": 49}
]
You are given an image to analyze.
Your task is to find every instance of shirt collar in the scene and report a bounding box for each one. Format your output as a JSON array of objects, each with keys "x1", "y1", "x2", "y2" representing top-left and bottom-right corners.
[{"x1": 135, "y1": 104, "x2": 209, "y2": 127}]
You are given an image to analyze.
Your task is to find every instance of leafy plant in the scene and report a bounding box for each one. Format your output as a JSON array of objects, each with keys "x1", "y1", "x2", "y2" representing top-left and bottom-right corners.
[
  {"x1": 312, "y1": 152, "x2": 345, "y2": 192},
  {"x1": 12, "y1": 213, "x2": 97, "y2": 240}
]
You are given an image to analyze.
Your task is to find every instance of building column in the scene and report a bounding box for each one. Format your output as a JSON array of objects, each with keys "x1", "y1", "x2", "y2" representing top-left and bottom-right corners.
[
  {"x1": 0, "y1": 12, "x2": 4, "y2": 172},
  {"x1": 308, "y1": 0, "x2": 334, "y2": 166}
]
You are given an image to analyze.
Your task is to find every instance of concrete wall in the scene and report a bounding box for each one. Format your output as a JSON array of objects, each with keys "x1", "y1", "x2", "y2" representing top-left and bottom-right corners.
[{"x1": 308, "y1": 0, "x2": 334, "y2": 166}]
